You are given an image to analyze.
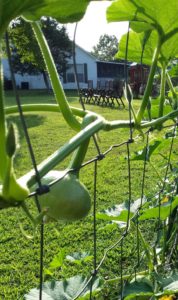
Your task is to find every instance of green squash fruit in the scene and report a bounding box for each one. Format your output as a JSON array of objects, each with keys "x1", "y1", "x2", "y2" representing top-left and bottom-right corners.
[{"x1": 38, "y1": 170, "x2": 91, "y2": 222}]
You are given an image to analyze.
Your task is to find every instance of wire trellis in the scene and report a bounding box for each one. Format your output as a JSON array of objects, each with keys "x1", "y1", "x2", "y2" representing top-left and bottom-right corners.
[{"x1": 4, "y1": 19, "x2": 178, "y2": 300}]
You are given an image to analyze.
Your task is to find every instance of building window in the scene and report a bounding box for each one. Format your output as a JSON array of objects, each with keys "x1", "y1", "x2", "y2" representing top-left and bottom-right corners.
[
  {"x1": 67, "y1": 73, "x2": 75, "y2": 83},
  {"x1": 97, "y1": 62, "x2": 124, "y2": 78},
  {"x1": 66, "y1": 64, "x2": 85, "y2": 83}
]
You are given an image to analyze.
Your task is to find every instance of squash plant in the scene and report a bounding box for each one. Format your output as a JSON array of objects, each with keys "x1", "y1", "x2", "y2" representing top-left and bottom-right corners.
[{"x1": 0, "y1": 0, "x2": 178, "y2": 299}]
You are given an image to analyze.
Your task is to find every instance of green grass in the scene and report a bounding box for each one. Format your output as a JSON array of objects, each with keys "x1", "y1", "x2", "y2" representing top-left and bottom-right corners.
[{"x1": 1, "y1": 90, "x2": 177, "y2": 299}]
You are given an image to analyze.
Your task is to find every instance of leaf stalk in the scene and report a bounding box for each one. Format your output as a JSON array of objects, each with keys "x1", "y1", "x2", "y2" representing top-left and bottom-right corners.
[
  {"x1": 137, "y1": 42, "x2": 161, "y2": 123},
  {"x1": 31, "y1": 21, "x2": 81, "y2": 131}
]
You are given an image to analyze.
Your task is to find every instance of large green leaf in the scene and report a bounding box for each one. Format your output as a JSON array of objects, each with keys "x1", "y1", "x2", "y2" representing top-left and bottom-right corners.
[
  {"x1": 139, "y1": 196, "x2": 178, "y2": 221},
  {"x1": 22, "y1": 0, "x2": 89, "y2": 23},
  {"x1": 97, "y1": 197, "x2": 146, "y2": 222},
  {"x1": 123, "y1": 277, "x2": 154, "y2": 300},
  {"x1": 116, "y1": 29, "x2": 178, "y2": 66},
  {"x1": 25, "y1": 275, "x2": 102, "y2": 300},
  {"x1": 131, "y1": 140, "x2": 162, "y2": 161},
  {"x1": 155, "y1": 273, "x2": 178, "y2": 295},
  {"x1": 115, "y1": 30, "x2": 154, "y2": 65},
  {"x1": 1, "y1": 0, "x2": 89, "y2": 36},
  {"x1": 107, "y1": 0, "x2": 178, "y2": 38},
  {"x1": 156, "y1": 272, "x2": 178, "y2": 288},
  {"x1": 108, "y1": 0, "x2": 178, "y2": 66},
  {"x1": 163, "y1": 281, "x2": 178, "y2": 293},
  {"x1": 66, "y1": 252, "x2": 93, "y2": 265},
  {"x1": 48, "y1": 249, "x2": 66, "y2": 269}
]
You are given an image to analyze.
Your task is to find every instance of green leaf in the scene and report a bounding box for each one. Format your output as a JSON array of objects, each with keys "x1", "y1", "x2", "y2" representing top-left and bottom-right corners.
[
  {"x1": 123, "y1": 277, "x2": 154, "y2": 300},
  {"x1": 139, "y1": 196, "x2": 178, "y2": 221},
  {"x1": 97, "y1": 197, "x2": 146, "y2": 222},
  {"x1": 131, "y1": 140, "x2": 162, "y2": 162},
  {"x1": 130, "y1": 21, "x2": 154, "y2": 33},
  {"x1": 156, "y1": 272, "x2": 178, "y2": 289},
  {"x1": 25, "y1": 275, "x2": 102, "y2": 300},
  {"x1": 22, "y1": 0, "x2": 89, "y2": 23},
  {"x1": 66, "y1": 252, "x2": 93, "y2": 265},
  {"x1": 6, "y1": 123, "x2": 17, "y2": 158},
  {"x1": 163, "y1": 281, "x2": 178, "y2": 292},
  {"x1": 1, "y1": 0, "x2": 90, "y2": 36},
  {"x1": 107, "y1": 0, "x2": 178, "y2": 39},
  {"x1": 49, "y1": 249, "x2": 66, "y2": 269},
  {"x1": 115, "y1": 30, "x2": 156, "y2": 66},
  {"x1": 109, "y1": 1, "x2": 178, "y2": 66}
]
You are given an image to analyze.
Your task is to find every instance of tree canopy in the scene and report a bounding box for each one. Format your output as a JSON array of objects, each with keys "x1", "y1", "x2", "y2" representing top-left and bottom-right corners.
[
  {"x1": 8, "y1": 17, "x2": 72, "y2": 87},
  {"x1": 91, "y1": 34, "x2": 119, "y2": 61}
]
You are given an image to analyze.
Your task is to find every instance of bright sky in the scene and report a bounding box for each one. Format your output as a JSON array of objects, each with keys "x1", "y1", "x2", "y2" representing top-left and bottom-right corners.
[{"x1": 65, "y1": 1, "x2": 128, "y2": 52}]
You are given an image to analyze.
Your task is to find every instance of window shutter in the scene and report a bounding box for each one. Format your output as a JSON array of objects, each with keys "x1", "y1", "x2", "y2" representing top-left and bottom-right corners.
[{"x1": 84, "y1": 63, "x2": 88, "y2": 83}]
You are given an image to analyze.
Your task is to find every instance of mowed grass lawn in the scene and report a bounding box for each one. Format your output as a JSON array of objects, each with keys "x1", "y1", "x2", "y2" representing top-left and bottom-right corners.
[{"x1": 0, "y1": 90, "x2": 177, "y2": 299}]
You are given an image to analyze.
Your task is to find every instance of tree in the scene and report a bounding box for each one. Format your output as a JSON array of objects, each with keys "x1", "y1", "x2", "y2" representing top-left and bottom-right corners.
[
  {"x1": 91, "y1": 34, "x2": 119, "y2": 61},
  {"x1": 8, "y1": 17, "x2": 72, "y2": 89}
]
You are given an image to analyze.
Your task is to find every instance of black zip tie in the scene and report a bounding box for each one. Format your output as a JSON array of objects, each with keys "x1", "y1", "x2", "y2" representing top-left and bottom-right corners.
[
  {"x1": 96, "y1": 153, "x2": 105, "y2": 161},
  {"x1": 36, "y1": 184, "x2": 50, "y2": 196},
  {"x1": 128, "y1": 138, "x2": 134, "y2": 144}
]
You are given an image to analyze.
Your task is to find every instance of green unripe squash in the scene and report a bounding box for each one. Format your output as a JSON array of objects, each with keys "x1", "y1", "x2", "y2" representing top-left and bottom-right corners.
[{"x1": 38, "y1": 170, "x2": 91, "y2": 222}]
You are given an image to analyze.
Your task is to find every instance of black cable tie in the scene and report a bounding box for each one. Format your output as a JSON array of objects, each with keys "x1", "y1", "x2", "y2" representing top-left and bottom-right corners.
[
  {"x1": 36, "y1": 185, "x2": 50, "y2": 196},
  {"x1": 149, "y1": 127, "x2": 154, "y2": 132},
  {"x1": 123, "y1": 231, "x2": 128, "y2": 238},
  {"x1": 97, "y1": 153, "x2": 105, "y2": 161},
  {"x1": 127, "y1": 138, "x2": 134, "y2": 144},
  {"x1": 91, "y1": 269, "x2": 97, "y2": 276}
]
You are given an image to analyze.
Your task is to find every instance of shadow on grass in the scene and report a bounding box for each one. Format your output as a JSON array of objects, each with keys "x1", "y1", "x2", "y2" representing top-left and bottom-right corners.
[{"x1": 6, "y1": 114, "x2": 45, "y2": 139}]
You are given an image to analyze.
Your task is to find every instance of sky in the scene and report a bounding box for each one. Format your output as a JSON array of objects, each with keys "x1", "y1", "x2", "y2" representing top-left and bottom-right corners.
[{"x1": 65, "y1": 1, "x2": 128, "y2": 52}]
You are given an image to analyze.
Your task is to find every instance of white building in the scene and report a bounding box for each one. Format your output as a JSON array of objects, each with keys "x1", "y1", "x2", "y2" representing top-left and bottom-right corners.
[
  {"x1": 3, "y1": 45, "x2": 126, "y2": 90},
  {"x1": 62, "y1": 45, "x2": 97, "y2": 89}
]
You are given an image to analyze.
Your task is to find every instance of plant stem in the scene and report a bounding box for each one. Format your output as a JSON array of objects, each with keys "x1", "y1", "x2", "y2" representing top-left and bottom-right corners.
[
  {"x1": 137, "y1": 43, "x2": 161, "y2": 124},
  {"x1": 149, "y1": 161, "x2": 164, "y2": 185},
  {"x1": 137, "y1": 226, "x2": 154, "y2": 272},
  {"x1": 166, "y1": 72, "x2": 177, "y2": 98},
  {"x1": 158, "y1": 62, "x2": 166, "y2": 118},
  {"x1": 0, "y1": 50, "x2": 7, "y2": 180},
  {"x1": 31, "y1": 21, "x2": 81, "y2": 132},
  {"x1": 22, "y1": 117, "x2": 104, "y2": 187},
  {"x1": 141, "y1": 109, "x2": 178, "y2": 128},
  {"x1": 5, "y1": 104, "x2": 86, "y2": 118},
  {"x1": 5, "y1": 103, "x2": 135, "y2": 129},
  {"x1": 21, "y1": 201, "x2": 36, "y2": 225},
  {"x1": 105, "y1": 270, "x2": 148, "y2": 284},
  {"x1": 166, "y1": 72, "x2": 178, "y2": 107},
  {"x1": 132, "y1": 222, "x2": 154, "y2": 273},
  {"x1": 68, "y1": 114, "x2": 96, "y2": 172},
  {"x1": 5, "y1": 103, "x2": 178, "y2": 132}
]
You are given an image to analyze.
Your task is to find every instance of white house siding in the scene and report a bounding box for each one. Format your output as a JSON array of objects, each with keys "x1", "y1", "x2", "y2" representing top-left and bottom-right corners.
[
  {"x1": 2, "y1": 46, "x2": 126, "y2": 90},
  {"x1": 2, "y1": 59, "x2": 47, "y2": 89},
  {"x1": 62, "y1": 45, "x2": 97, "y2": 89}
]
